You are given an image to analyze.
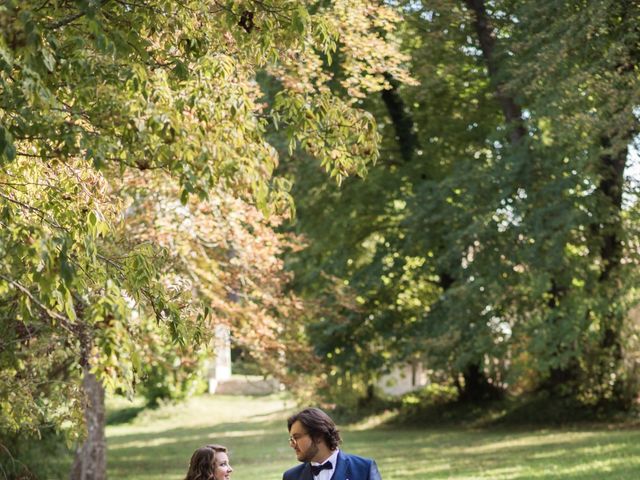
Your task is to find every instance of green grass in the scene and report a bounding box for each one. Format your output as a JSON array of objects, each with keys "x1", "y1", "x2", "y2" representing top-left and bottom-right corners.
[{"x1": 107, "y1": 394, "x2": 640, "y2": 479}]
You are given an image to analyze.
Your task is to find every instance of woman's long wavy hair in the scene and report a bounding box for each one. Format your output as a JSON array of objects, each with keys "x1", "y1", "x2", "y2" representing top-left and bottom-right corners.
[{"x1": 184, "y1": 444, "x2": 228, "y2": 480}]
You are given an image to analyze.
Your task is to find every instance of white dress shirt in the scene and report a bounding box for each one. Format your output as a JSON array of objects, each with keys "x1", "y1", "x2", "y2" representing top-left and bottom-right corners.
[{"x1": 311, "y1": 448, "x2": 339, "y2": 480}]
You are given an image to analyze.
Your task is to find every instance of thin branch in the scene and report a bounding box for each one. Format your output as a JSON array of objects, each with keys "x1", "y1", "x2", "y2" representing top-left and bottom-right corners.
[
  {"x1": 34, "y1": 0, "x2": 52, "y2": 12},
  {"x1": 46, "y1": 11, "x2": 86, "y2": 30},
  {"x1": 0, "y1": 180, "x2": 66, "y2": 194},
  {"x1": 0, "y1": 191, "x2": 65, "y2": 230},
  {"x1": 0, "y1": 274, "x2": 74, "y2": 334},
  {"x1": 97, "y1": 253, "x2": 123, "y2": 271},
  {"x1": 16, "y1": 151, "x2": 60, "y2": 159},
  {"x1": 46, "y1": 0, "x2": 112, "y2": 30}
]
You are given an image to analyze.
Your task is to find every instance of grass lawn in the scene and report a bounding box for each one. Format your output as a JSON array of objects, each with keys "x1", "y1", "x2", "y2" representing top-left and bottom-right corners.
[{"x1": 107, "y1": 394, "x2": 640, "y2": 479}]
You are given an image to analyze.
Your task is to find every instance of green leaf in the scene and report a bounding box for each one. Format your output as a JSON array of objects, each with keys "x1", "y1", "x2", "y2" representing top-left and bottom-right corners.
[
  {"x1": 87, "y1": 210, "x2": 97, "y2": 229},
  {"x1": 172, "y1": 60, "x2": 189, "y2": 80},
  {"x1": 292, "y1": 5, "x2": 309, "y2": 34},
  {"x1": 42, "y1": 48, "x2": 56, "y2": 72},
  {"x1": 180, "y1": 189, "x2": 190, "y2": 205}
]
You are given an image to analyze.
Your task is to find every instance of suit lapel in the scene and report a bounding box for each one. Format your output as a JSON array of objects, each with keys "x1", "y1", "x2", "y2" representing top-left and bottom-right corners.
[
  {"x1": 300, "y1": 463, "x2": 314, "y2": 480},
  {"x1": 331, "y1": 451, "x2": 351, "y2": 480}
]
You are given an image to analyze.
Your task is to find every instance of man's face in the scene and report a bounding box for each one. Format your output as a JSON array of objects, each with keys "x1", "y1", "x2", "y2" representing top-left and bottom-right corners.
[{"x1": 289, "y1": 420, "x2": 320, "y2": 462}]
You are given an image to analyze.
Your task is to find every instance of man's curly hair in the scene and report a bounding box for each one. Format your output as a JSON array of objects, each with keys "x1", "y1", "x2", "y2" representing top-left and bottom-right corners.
[{"x1": 287, "y1": 407, "x2": 342, "y2": 450}]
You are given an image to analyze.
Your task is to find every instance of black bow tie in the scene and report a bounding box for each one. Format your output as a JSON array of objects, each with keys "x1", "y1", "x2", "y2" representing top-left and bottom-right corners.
[{"x1": 310, "y1": 461, "x2": 332, "y2": 476}]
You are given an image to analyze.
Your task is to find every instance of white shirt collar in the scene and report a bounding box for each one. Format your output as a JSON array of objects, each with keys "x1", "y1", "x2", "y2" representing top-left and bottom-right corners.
[{"x1": 311, "y1": 448, "x2": 339, "y2": 480}]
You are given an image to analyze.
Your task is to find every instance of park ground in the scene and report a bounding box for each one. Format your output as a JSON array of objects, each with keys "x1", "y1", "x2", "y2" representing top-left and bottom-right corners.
[{"x1": 105, "y1": 394, "x2": 640, "y2": 479}]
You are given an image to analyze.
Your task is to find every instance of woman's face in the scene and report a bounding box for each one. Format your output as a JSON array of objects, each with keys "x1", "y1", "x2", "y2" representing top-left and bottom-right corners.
[{"x1": 213, "y1": 452, "x2": 233, "y2": 480}]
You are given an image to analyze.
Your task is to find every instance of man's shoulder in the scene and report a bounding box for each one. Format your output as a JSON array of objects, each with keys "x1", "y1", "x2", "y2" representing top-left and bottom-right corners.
[
  {"x1": 341, "y1": 452, "x2": 376, "y2": 468},
  {"x1": 283, "y1": 463, "x2": 306, "y2": 480},
  {"x1": 340, "y1": 452, "x2": 381, "y2": 480}
]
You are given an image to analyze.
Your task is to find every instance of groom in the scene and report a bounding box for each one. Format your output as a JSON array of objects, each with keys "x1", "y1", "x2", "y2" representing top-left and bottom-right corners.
[{"x1": 283, "y1": 407, "x2": 382, "y2": 480}]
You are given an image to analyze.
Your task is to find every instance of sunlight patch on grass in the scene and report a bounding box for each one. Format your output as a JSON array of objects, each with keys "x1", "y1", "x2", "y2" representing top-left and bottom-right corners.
[
  {"x1": 461, "y1": 431, "x2": 599, "y2": 454},
  {"x1": 112, "y1": 435, "x2": 202, "y2": 449},
  {"x1": 350, "y1": 409, "x2": 398, "y2": 431},
  {"x1": 111, "y1": 429, "x2": 274, "y2": 450},
  {"x1": 529, "y1": 449, "x2": 571, "y2": 460},
  {"x1": 556, "y1": 456, "x2": 640, "y2": 475}
]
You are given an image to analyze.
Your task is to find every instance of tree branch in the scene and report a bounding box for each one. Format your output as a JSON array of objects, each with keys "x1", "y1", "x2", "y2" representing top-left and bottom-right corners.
[
  {"x1": 46, "y1": 0, "x2": 112, "y2": 30},
  {"x1": 0, "y1": 191, "x2": 65, "y2": 230},
  {"x1": 464, "y1": 0, "x2": 526, "y2": 144},
  {"x1": 0, "y1": 274, "x2": 74, "y2": 333}
]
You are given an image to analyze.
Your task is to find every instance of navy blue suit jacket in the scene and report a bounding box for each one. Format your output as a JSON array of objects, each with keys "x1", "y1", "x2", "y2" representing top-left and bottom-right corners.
[{"x1": 282, "y1": 451, "x2": 382, "y2": 480}]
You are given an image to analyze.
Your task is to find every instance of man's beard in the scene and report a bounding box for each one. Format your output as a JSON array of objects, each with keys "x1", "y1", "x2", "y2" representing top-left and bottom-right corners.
[{"x1": 299, "y1": 441, "x2": 320, "y2": 463}]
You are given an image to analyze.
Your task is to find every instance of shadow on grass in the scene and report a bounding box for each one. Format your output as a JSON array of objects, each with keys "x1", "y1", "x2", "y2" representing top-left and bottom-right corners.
[
  {"x1": 107, "y1": 405, "x2": 147, "y2": 425},
  {"x1": 391, "y1": 392, "x2": 640, "y2": 430},
  {"x1": 109, "y1": 417, "x2": 283, "y2": 444}
]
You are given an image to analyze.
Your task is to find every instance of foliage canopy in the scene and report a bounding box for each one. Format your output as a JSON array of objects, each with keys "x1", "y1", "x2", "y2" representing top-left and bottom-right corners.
[{"x1": 0, "y1": 0, "x2": 410, "y2": 442}]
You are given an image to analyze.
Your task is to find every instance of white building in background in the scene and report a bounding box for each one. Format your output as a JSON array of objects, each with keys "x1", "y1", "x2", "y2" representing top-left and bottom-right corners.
[
  {"x1": 377, "y1": 361, "x2": 429, "y2": 396},
  {"x1": 206, "y1": 324, "x2": 232, "y2": 393},
  {"x1": 204, "y1": 324, "x2": 282, "y2": 395},
  {"x1": 204, "y1": 323, "x2": 428, "y2": 396}
]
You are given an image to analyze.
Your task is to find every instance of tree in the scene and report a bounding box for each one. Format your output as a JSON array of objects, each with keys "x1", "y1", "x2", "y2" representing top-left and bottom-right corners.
[
  {"x1": 498, "y1": 0, "x2": 640, "y2": 403},
  {"x1": 0, "y1": 0, "x2": 410, "y2": 477},
  {"x1": 283, "y1": 0, "x2": 509, "y2": 402},
  {"x1": 284, "y1": 0, "x2": 640, "y2": 408}
]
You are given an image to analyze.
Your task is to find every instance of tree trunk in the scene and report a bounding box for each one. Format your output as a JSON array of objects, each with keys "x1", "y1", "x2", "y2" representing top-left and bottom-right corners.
[
  {"x1": 464, "y1": 0, "x2": 526, "y2": 144},
  {"x1": 458, "y1": 362, "x2": 503, "y2": 402},
  {"x1": 594, "y1": 134, "x2": 628, "y2": 403},
  {"x1": 70, "y1": 369, "x2": 106, "y2": 480},
  {"x1": 380, "y1": 73, "x2": 420, "y2": 163},
  {"x1": 596, "y1": 135, "x2": 626, "y2": 285},
  {"x1": 540, "y1": 360, "x2": 581, "y2": 397}
]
